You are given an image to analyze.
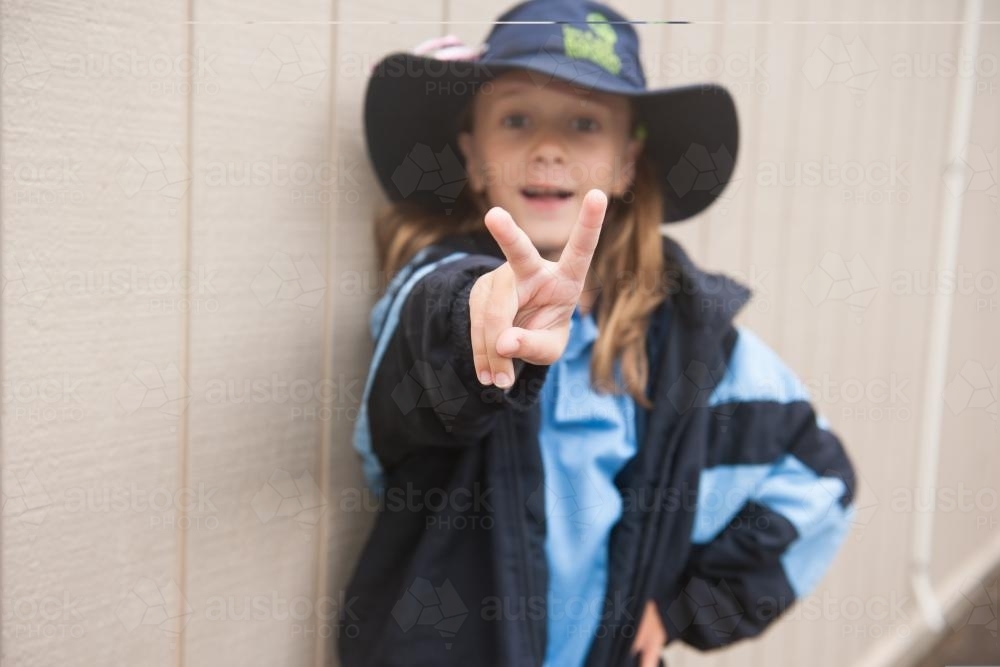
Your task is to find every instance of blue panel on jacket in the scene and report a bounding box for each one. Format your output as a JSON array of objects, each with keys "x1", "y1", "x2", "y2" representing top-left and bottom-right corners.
[
  {"x1": 354, "y1": 250, "x2": 469, "y2": 493},
  {"x1": 707, "y1": 326, "x2": 831, "y2": 431},
  {"x1": 693, "y1": 327, "x2": 851, "y2": 600}
]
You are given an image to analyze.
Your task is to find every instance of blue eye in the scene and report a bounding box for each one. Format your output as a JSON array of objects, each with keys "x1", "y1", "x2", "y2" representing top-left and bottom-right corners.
[
  {"x1": 572, "y1": 117, "x2": 599, "y2": 132},
  {"x1": 502, "y1": 113, "x2": 528, "y2": 129}
]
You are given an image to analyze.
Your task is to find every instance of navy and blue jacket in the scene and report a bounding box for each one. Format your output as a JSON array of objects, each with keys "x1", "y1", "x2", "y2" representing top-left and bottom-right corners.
[{"x1": 338, "y1": 229, "x2": 858, "y2": 667}]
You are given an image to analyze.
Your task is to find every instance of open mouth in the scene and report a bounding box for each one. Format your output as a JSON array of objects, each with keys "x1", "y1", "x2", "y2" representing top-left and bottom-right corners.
[{"x1": 520, "y1": 186, "x2": 574, "y2": 201}]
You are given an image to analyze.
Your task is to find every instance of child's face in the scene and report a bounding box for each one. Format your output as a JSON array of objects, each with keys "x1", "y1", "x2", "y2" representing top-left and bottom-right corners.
[{"x1": 458, "y1": 70, "x2": 644, "y2": 261}]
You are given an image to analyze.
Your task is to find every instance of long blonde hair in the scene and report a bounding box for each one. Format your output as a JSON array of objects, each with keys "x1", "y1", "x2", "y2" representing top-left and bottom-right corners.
[{"x1": 373, "y1": 101, "x2": 673, "y2": 410}]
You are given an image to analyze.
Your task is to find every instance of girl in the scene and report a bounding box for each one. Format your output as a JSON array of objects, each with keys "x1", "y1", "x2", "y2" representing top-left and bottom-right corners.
[{"x1": 341, "y1": 2, "x2": 857, "y2": 666}]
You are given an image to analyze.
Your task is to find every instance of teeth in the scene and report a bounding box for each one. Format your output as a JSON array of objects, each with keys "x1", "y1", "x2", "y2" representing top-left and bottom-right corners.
[{"x1": 524, "y1": 187, "x2": 570, "y2": 197}]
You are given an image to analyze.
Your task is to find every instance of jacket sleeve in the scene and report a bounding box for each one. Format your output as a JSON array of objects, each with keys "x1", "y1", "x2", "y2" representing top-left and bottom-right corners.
[
  {"x1": 353, "y1": 246, "x2": 551, "y2": 490},
  {"x1": 656, "y1": 326, "x2": 857, "y2": 651}
]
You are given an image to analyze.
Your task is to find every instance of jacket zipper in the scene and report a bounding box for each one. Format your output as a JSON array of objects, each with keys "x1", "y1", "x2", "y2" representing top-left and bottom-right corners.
[{"x1": 621, "y1": 323, "x2": 726, "y2": 664}]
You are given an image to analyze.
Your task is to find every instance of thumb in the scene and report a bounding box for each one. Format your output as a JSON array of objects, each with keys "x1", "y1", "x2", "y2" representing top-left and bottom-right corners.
[{"x1": 495, "y1": 327, "x2": 566, "y2": 365}]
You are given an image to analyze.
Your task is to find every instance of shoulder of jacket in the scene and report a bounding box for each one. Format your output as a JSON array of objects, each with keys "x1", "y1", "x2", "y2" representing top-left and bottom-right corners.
[
  {"x1": 714, "y1": 324, "x2": 815, "y2": 408},
  {"x1": 659, "y1": 234, "x2": 754, "y2": 329}
]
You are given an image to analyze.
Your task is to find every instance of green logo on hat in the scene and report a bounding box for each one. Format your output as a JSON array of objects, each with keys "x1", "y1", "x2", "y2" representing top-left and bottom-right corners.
[{"x1": 562, "y1": 12, "x2": 622, "y2": 76}]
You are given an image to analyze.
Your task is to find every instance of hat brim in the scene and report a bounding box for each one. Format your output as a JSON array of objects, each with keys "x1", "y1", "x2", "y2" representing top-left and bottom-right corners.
[{"x1": 364, "y1": 51, "x2": 739, "y2": 223}]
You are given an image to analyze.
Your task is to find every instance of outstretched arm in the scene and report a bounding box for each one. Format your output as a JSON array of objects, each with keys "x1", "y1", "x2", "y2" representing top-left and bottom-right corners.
[{"x1": 356, "y1": 189, "x2": 609, "y2": 489}]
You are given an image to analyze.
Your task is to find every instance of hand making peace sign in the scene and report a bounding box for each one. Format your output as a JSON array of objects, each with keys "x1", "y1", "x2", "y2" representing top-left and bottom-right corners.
[{"x1": 469, "y1": 188, "x2": 608, "y2": 389}]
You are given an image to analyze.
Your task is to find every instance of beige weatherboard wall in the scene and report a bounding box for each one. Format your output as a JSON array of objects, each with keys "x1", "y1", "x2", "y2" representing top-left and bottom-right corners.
[{"x1": 1, "y1": 1, "x2": 997, "y2": 666}]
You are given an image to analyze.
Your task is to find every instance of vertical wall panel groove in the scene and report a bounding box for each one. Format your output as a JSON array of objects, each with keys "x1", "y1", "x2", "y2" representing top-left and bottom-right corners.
[
  {"x1": 177, "y1": 0, "x2": 196, "y2": 665},
  {"x1": 314, "y1": 0, "x2": 340, "y2": 665}
]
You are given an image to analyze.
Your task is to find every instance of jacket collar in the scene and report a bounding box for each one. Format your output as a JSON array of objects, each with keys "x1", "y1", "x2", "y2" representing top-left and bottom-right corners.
[
  {"x1": 436, "y1": 230, "x2": 754, "y2": 332},
  {"x1": 659, "y1": 234, "x2": 753, "y2": 331}
]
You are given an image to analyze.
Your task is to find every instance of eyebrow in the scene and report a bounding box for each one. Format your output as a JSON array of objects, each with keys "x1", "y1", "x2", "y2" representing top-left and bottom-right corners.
[{"x1": 494, "y1": 87, "x2": 522, "y2": 99}]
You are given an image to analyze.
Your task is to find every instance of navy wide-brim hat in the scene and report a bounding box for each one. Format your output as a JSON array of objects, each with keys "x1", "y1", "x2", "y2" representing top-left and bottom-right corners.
[{"x1": 364, "y1": 0, "x2": 739, "y2": 224}]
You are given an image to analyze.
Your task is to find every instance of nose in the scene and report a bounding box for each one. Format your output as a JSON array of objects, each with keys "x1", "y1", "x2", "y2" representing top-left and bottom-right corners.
[
  {"x1": 528, "y1": 131, "x2": 566, "y2": 166},
  {"x1": 527, "y1": 132, "x2": 567, "y2": 183}
]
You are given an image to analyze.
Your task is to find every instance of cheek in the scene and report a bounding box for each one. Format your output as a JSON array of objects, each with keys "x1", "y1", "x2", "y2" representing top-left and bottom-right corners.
[
  {"x1": 577, "y1": 155, "x2": 616, "y2": 188},
  {"x1": 475, "y1": 142, "x2": 512, "y2": 185}
]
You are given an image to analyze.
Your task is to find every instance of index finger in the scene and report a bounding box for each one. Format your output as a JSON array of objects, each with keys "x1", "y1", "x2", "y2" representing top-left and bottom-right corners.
[
  {"x1": 483, "y1": 206, "x2": 544, "y2": 280},
  {"x1": 557, "y1": 188, "x2": 607, "y2": 283}
]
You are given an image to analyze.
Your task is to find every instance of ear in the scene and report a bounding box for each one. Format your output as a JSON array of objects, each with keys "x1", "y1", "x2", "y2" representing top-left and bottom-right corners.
[
  {"x1": 457, "y1": 131, "x2": 484, "y2": 193},
  {"x1": 612, "y1": 135, "x2": 644, "y2": 196}
]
